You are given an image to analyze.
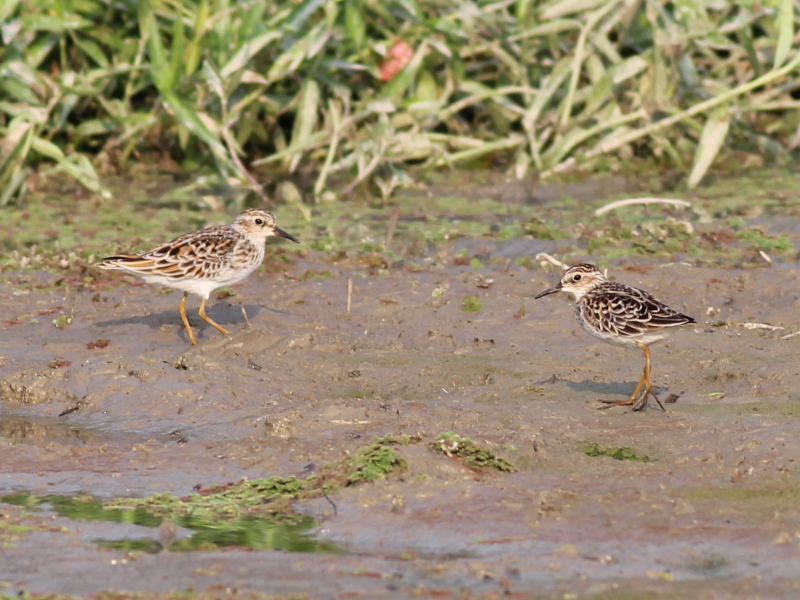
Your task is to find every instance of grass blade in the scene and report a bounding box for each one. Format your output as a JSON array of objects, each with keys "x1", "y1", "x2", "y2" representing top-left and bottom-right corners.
[
  {"x1": 289, "y1": 80, "x2": 321, "y2": 172},
  {"x1": 773, "y1": 0, "x2": 793, "y2": 69},
  {"x1": 687, "y1": 107, "x2": 730, "y2": 189}
]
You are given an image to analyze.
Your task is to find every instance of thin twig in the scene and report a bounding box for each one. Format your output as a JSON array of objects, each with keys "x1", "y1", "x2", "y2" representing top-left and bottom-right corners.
[
  {"x1": 594, "y1": 198, "x2": 692, "y2": 217},
  {"x1": 240, "y1": 302, "x2": 252, "y2": 331},
  {"x1": 740, "y1": 322, "x2": 785, "y2": 331},
  {"x1": 535, "y1": 253, "x2": 566, "y2": 269},
  {"x1": 346, "y1": 278, "x2": 353, "y2": 318},
  {"x1": 322, "y1": 487, "x2": 338, "y2": 517},
  {"x1": 385, "y1": 206, "x2": 401, "y2": 251}
]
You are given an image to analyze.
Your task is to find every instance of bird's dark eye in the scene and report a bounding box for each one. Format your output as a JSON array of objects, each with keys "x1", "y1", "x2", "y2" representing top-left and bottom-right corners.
[
  {"x1": 573, "y1": 274, "x2": 582, "y2": 281},
  {"x1": 255, "y1": 218, "x2": 264, "y2": 225}
]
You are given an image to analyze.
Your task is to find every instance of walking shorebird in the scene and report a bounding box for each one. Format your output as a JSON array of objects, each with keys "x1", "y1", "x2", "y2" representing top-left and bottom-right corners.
[
  {"x1": 535, "y1": 264, "x2": 696, "y2": 411},
  {"x1": 99, "y1": 208, "x2": 299, "y2": 344}
]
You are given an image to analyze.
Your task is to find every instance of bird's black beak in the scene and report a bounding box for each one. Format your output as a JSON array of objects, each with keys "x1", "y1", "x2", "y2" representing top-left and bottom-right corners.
[
  {"x1": 275, "y1": 227, "x2": 300, "y2": 244},
  {"x1": 534, "y1": 281, "x2": 562, "y2": 299}
]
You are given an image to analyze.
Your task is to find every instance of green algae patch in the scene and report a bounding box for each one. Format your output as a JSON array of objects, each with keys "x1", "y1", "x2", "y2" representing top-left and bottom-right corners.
[
  {"x1": 460, "y1": 296, "x2": 482, "y2": 312},
  {"x1": 1, "y1": 436, "x2": 418, "y2": 552},
  {"x1": 106, "y1": 436, "x2": 416, "y2": 524},
  {"x1": 341, "y1": 436, "x2": 411, "y2": 484},
  {"x1": 581, "y1": 442, "x2": 654, "y2": 462},
  {"x1": 431, "y1": 432, "x2": 516, "y2": 472}
]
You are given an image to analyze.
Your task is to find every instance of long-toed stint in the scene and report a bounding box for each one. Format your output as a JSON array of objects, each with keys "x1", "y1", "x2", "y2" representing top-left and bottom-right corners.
[
  {"x1": 99, "y1": 208, "x2": 299, "y2": 345},
  {"x1": 535, "y1": 264, "x2": 695, "y2": 411}
]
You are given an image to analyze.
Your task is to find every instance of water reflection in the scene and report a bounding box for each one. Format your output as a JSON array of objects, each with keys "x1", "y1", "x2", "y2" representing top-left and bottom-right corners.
[
  {"x1": 0, "y1": 414, "x2": 96, "y2": 445},
  {"x1": 2, "y1": 492, "x2": 341, "y2": 554}
]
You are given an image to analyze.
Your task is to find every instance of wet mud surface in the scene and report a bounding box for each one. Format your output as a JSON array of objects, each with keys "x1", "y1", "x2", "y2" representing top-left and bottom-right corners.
[{"x1": 2, "y1": 236, "x2": 800, "y2": 598}]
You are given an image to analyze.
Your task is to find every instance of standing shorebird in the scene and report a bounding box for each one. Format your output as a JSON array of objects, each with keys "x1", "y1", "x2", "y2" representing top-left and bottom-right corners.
[
  {"x1": 535, "y1": 264, "x2": 696, "y2": 411},
  {"x1": 99, "y1": 208, "x2": 299, "y2": 345}
]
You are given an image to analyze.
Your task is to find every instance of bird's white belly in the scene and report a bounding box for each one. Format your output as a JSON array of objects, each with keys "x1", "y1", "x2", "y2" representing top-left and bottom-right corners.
[
  {"x1": 131, "y1": 263, "x2": 259, "y2": 299},
  {"x1": 581, "y1": 324, "x2": 669, "y2": 347}
]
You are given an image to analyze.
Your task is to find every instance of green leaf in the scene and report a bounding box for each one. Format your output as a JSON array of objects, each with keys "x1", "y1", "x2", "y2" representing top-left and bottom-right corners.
[
  {"x1": 167, "y1": 11, "x2": 186, "y2": 93},
  {"x1": 265, "y1": 23, "x2": 325, "y2": 83},
  {"x1": 20, "y1": 13, "x2": 91, "y2": 32},
  {"x1": 185, "y1": 0, "x2": 210, "y2": 77},
  {"x1": 289, "y1": 80, "x2": 320, "y2": 172},
  {"x1": 162, "y1": 92, "x2": 237, "y2": 175},
  {"x1": 74, "y1": 118, "x2": 118, "y2": 138},
  {"x1": 140, "y1": 0, "x2": 169, "y2": 92},
  {"x1": 522, "y1": 56, "x2": 571, "y2": 134},
  {"x1": 516, "y1": 0, "x2": 532, "y2": 24},
  {"x1": 345, "y1": 0, "x2": 366, "y2": 49},
  {"x1": 0, "y1": 166, "x2": 30, "y2": 205},
  {"x1": 24, "y1": 32, "x2": 59, "y2": 69},
  {"x1": 30, "y1": 136, "x2": 65, "y2": 161},
  {"x1": 0, "y1": 0, "x2": 21, "y2": 24},
  {"x1": 415, "y1": 69, "x2": 437, "y2": 102},
  {"x1": 284, "y1": 0, "x2": 326, "y2": 33},
  {"x1": 687, "y1": 107, "x2": 730, "y2": 189},
  {"x1": 773, "y1": 0, "x2": 793, "y2": 69},
  {"x1": 540, "y1": 0, "x2": 611, "y2": 20},
  {"x1": 57, "y1": 153, "x2": 112, "y2": 199},
  {"x1": 220, "y1": 30, "x2": 282, "y2": 78},
  {"x1": 202, "y1": 60, "x2": 225, "y2": 101},
  {"x1": 71, "y1": 34, "x2": 110, "y2": 68},
  {"x1": 0, "y1": 120, "x2": 34, "y2": 185}
]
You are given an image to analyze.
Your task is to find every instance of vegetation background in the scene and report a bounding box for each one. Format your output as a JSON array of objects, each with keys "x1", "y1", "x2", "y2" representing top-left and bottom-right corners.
[{"x1": 1, "y1": 0, "x2": 799, "y2": 208}]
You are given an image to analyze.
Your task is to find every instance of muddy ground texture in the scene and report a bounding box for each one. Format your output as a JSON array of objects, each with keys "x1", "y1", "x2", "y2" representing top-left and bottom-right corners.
[{"x1": 2, "y1": 179, "x2": 800, "y2": 599}]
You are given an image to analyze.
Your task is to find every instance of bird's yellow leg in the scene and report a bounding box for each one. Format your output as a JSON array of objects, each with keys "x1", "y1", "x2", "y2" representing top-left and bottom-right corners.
[
  {"x1": 632, "y1": 343, "x2": 665, "y2": 412},
  {"x1": 598, "y1": 369, "x2": 645, "y2": 409},
  {"x1": 179, "y1": 292, "x2": 198, "y2": 345},
  {"x1": 198, "y1": 296, "x2": 229, "y2": 336},
  {"x1": 601, "y1": 343, "x2": 664, "y2": 410},
  {"x1": 628, "y1": 362, "x2": 648, "y2": 406}
]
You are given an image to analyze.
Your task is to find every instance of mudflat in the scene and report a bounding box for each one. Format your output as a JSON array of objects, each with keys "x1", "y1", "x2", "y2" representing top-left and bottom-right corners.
[{"x1": 2, "y1": 172, "x2": 800, "y2": 599}]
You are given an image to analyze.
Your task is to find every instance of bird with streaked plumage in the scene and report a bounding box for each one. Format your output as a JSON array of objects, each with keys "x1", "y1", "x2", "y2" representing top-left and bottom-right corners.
[
  {"x1": 99, "y1": 208, "x2": 299, "y2": 345},
  {"x1": 535, "y1": 264, "x2": 696, "y2": 411}
]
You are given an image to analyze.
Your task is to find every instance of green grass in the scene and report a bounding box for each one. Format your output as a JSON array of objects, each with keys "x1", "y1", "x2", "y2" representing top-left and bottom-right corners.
[{"x1": 1, "y1": 167, "x2": 798, "y2": 287}]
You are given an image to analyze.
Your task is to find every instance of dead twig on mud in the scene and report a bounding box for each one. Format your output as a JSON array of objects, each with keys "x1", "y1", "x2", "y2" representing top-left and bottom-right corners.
[
  {"x1": 536, "y1": 253, "x2": 567, "y2": 270},
  {"x1": 322, "y1": 487, "x2": 338, "y2": 517},
  {"x1": 594, "y1": 198, "x2": 692, "y2": 217},
  {"x1": 739, "y1": 322, "x2": 785, "y2": 331},
  {"x1": 346, "y1": 278, "x2": 353, "y2": 318},
  {"x1": 385, "y1": 206, "x2": 401, "y2": 251},
  {"x1": 240, "y1": 303, "x2": 252, "y2": 331}
]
